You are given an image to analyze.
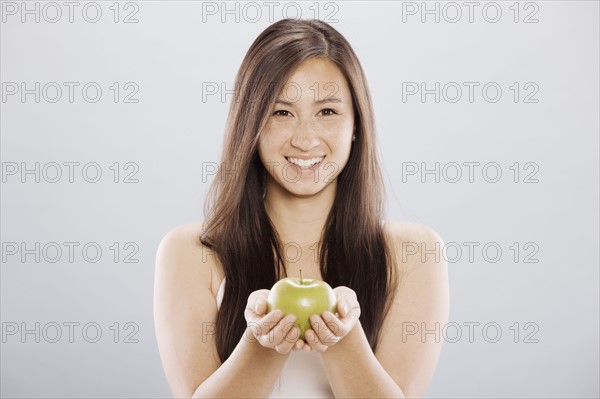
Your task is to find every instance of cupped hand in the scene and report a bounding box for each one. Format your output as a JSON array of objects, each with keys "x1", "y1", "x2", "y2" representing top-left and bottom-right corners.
[
  {"x1": 244, "y1": 289, "x2": 303, "y2": 354},
  {"x1": 299, "y1": 286, "x2": 361, "y2": 353}
]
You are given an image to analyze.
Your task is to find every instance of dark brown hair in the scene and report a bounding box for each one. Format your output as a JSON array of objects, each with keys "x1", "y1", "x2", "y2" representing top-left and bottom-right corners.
[{"x1": 200, "y1": 18, "x2": 399, "y2": 363}]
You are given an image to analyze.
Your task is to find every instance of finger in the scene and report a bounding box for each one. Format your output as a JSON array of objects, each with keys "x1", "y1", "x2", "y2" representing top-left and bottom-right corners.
[
  {"x1": 304, "y1": 329, "x2": 328, "y2": 353},
  {"x1": 275, "y1": 325, "x2": 302, "y2": 354},
  {"x1": 244, "y1": 292, "x2": 273, "y2": 323},
  {"x1": 301, "y1": 340, "x2": 312, "y2": 352},
  {"x1": 247, "y1": 290, "x2": 269, "y2": 314},
  {"x1": 258, "y1": 313, "x2": 296, "y2": 348},
  {"x1": 336, "y1": 300, "x2": 349, "y2": 318},
  {"x1": 244, "y1": 305, "x2": 277, "y2": 325},
  {"x1": 254, "y1": 298, "x2": 268, "y2": 316},
  {"x1": 337, "y1": 300, "x2": 361, "y2": 319},
  {"x1": 310, "y1": 314, "x2": 341, "y2": 346},
  {"x1": 293, "y1": 338, "x2": 306, "y2": 351},
  {"x1": 340, "y1": 304, "x2": 361, "y2": 320},
  {"x1": 333, "y1": 299, "x2": 361, "y2": 323},
  {"x1": 247, "y1": 309, "x2": 285, "y2": 342}
]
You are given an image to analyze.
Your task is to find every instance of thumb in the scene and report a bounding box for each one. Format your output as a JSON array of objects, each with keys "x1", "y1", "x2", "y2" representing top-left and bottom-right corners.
[
  {"x1": 255, "y1": 299, "x2": 267, "y2": 315},
  {"x1": 338, "y1": 301, "x2": 349, "y2": 317}
]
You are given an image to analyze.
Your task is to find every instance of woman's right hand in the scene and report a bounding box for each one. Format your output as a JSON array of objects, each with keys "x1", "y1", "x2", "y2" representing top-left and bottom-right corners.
[{"x1": 244, "y1": 289, "x2": 303, "y2": 354}]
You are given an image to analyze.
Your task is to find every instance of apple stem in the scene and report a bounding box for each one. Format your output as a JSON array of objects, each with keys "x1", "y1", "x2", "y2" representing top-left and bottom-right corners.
[{"x1": 300, "y1": 269, "x2": 303, "y2": 285}]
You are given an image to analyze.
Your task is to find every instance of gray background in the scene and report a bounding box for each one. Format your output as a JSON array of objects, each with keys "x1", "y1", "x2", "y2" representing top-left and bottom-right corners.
[{"x1": 1, "y1": 1, "x2": 598, "y2": 397}]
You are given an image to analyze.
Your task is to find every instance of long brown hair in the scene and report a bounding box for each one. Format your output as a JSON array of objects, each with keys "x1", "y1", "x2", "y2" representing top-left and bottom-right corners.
[{"x1": 200, "y1": 18, "x2": 399, "y2": 363}]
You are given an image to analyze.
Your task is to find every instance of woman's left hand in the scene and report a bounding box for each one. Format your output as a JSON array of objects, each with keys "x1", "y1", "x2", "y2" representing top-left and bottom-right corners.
[{"x1": 294, "y1": 286, "x2": 361, "y2": 353}]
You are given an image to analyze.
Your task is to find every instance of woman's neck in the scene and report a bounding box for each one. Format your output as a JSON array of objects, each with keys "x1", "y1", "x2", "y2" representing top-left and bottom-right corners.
[{"x1": 263, "y1": 180, "x2": 336, "y2": 247}]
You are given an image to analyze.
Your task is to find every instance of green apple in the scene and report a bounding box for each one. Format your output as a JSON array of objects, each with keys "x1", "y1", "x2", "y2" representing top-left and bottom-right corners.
[{"x1": 267, "y1": 270, "x2": 337, "y2": 341}]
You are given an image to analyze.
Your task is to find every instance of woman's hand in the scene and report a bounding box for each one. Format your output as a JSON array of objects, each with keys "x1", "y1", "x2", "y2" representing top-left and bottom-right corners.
[
  {"x1": 299, "y1": 286, "x2": 361, "y2": 353},
  {"x1": 244, "y1": 289, "x2": 303, "y2": 354}
]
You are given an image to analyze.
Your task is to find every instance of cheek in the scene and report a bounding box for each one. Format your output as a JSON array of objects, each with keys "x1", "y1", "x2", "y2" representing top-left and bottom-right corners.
[
  {"x1": 327, "y1": 119, "x2": 353, "y2": 138},
  {"x1": 257, "y1": 132, "x2": 282, "y2": 161},
  {"x1": 326, "y1": 126, "x2": 353, "y2": 149},
  {"x1": 257, "y1": 136, "x2": 270, "y2": 165}
]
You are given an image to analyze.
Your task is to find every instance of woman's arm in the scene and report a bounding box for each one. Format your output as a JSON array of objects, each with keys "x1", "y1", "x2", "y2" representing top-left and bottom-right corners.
[
  {"x1": 320, "y1": 319, "x2": 405, "y2": 397},
  {"x1": 153, "y1": 223, "x2": 292, "y2": 398},
  {"x1": 313, "y1": 221, "x2": 450, "y2": 398},
  {"x1": 190, "y1": 326, "x2": 290, "y2": 398}
]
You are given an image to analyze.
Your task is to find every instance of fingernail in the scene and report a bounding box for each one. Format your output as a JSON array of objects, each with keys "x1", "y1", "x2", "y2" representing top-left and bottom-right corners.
[{"x1": 322, "y1": 311, "x2": 332, "y2": 322}]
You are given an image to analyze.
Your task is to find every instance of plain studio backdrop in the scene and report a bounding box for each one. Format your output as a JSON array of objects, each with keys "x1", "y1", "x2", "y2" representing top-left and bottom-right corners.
[{"x1": 1, "y1": 1, "x2": 598, "y2": 397}]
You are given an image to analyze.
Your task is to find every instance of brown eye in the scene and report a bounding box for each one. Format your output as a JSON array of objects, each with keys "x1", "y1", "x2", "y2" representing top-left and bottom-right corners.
[
  {"x1": 320, "y1": 108, "x2": 337, "y2": 116},
  {"x1": 273, "y1": 110, "x2": 291, "y2": 117}
]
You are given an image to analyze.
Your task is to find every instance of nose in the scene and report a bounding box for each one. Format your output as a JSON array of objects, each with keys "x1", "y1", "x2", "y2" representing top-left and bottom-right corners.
[{"x1": 290, "y1": 121, "x2": 320, "y2": 151}]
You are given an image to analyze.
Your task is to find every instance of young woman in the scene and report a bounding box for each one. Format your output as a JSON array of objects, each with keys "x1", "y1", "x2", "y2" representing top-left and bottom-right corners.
[{"x1": 154, "y1": 18, "x2": 449, "y2": 398}]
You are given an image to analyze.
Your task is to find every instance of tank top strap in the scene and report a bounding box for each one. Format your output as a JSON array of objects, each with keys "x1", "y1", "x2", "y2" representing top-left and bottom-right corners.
[{"x1": 216, "y1": 278, "x2": 226, "y2": 310}]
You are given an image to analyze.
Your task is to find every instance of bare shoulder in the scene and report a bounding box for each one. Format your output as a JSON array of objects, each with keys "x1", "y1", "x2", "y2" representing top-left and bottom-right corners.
[
  {"x1": 382, "y1": 219, "x2": 444, "y2": 244},
  {"x1": 382, "y1": 220, "x2": 446, "y2": 271},
  {"x1": 157, "y1": 220, "x2": 207, "y2": 255},
  {"x1": 155, "y1": 221, "x2": 224, "y2": 296}
]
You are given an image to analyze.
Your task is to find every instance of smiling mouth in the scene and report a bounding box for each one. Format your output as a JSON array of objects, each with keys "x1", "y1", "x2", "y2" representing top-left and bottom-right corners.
[{"x1": 285, "y1": 156, "x2": 325, "y2": 169}]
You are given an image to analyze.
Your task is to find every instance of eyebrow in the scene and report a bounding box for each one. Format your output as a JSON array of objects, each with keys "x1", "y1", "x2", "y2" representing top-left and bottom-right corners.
[{"x1": 274, "y1": 97, "x2": 343, "y2": 106}]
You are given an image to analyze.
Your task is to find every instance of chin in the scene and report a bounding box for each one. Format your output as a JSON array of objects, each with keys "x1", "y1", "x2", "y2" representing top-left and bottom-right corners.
[
  {"x1": 291, "y1": 181, "x2": 339, "y2": 198},
  {"x1": 286, "y1": 187, "x2": 326, "y2": 198}
]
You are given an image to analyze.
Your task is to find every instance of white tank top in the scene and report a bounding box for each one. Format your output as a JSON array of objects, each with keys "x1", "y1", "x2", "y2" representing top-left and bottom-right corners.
[{"x1": 216, "y1": 278, "x2": 334, "y2": 398}]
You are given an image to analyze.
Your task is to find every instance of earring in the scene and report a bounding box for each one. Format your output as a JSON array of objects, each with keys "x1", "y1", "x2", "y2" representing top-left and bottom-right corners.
[{"x1": 352, "y1": 135, "x2": 356, "y2": 142}]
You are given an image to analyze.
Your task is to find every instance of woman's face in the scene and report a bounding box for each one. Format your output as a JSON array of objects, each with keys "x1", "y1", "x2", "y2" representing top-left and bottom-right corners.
[{"x1": 258, "y1": 57, "x2": 355, "y2": 198}]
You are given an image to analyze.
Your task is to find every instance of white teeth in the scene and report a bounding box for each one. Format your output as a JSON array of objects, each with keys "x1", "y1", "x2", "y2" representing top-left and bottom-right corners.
[{"x1": 287, "y1": 156, "x2": 324, "y2": 168}]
